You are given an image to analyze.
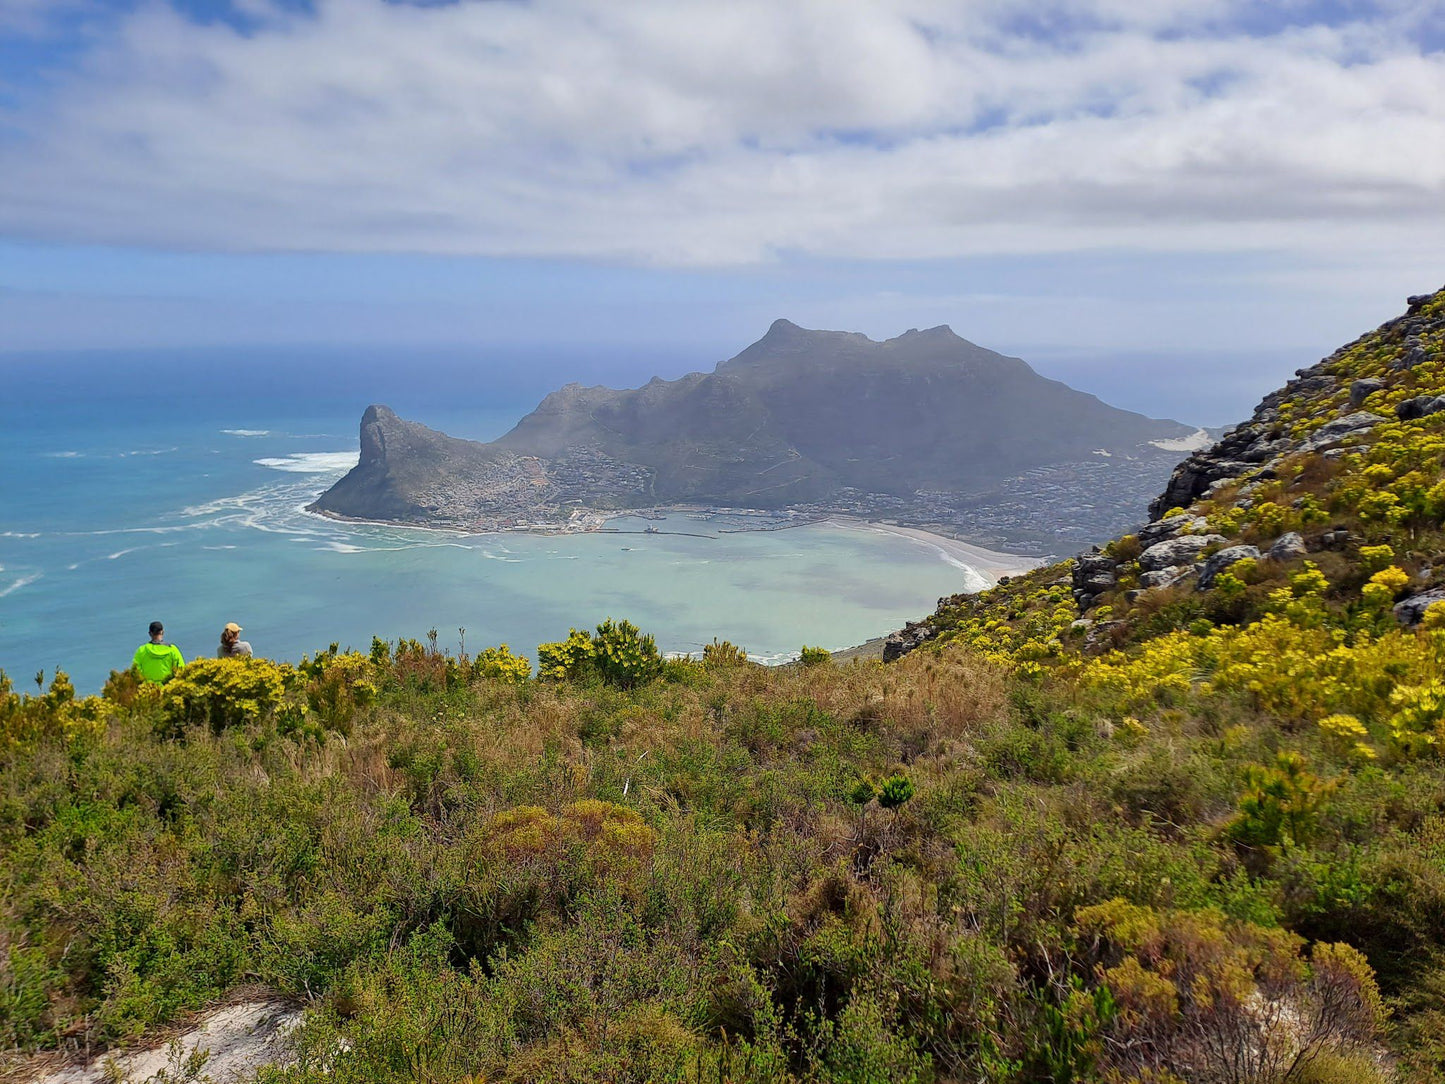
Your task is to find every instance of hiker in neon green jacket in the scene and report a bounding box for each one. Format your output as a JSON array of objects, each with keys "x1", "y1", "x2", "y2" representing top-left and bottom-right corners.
[{"x1": 133, "y1": 621, "x2": 185, "y2": 683}]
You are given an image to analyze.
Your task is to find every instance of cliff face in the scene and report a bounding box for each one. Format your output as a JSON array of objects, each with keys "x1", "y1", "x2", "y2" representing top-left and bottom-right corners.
[{"x1": 311, "y1": 321, "x2": 1199, "y2": 540}]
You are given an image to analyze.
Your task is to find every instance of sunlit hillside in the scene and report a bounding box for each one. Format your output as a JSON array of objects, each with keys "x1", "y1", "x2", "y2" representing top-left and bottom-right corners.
[{"x1": 4, "y1": 287, "x2": 1445, "y2": 1083}]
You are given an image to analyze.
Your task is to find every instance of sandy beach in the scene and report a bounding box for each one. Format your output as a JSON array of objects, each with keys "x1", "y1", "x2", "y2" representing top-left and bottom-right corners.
[{"x1": 820, "y1": 518, "x2": 1044, "y2": 585}]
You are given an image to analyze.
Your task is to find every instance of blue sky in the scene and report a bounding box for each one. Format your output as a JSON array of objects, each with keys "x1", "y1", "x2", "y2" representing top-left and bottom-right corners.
[{"x1": 1, "y1": 0, "x2": 1443, "y2": 424}]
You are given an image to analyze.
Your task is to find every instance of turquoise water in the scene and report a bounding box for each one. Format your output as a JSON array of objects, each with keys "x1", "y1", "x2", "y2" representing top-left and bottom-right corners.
[{"x1": 0, "y1": 355, "x2": 989, "y2": 692}]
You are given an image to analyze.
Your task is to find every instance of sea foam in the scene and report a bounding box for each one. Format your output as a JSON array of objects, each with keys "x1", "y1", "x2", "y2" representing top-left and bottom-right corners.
[{"x1": 254, "y1": 452, "x2": 359, "y2": 474}]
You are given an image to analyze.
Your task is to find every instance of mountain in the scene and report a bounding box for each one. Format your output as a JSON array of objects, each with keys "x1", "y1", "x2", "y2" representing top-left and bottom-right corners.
[{"x1": 312, "y1": 321, "x2": 1199, "y2": 547}]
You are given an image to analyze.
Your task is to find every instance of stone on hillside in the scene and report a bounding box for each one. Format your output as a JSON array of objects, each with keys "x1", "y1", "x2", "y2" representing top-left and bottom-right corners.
[
  {"x1": 1198, "y1": 545, "x2": 1261, "y2": 590},
  {"x1": 1393, "y1": 345, "x2": 1430, "y2": 370},
  {"x1": 883, "y1": 621, "x2": 937, "y2": 663},
  {"x1": 1266, "y1": 532, "x2": 1308, "y2": 562},
  {"x1": 1072, "y1": 550, "x2": 1119, "y2": 608},
  {"x1": 1394, "y1": 588, "x2": 1445, "y2": 627},
  {"x1": 1396, "y1": 395, "x2": 1445, "y2": 421},
  {"x1": 1350, "y1": 378, "x2": 1385, "y2": 406},
  {"x1": 1301, "y1": 411, "x2": 1385, "y2": 452},
  {"x1": 1138, "y1": 514, "x2": 1195, "y2": 547},
  {"x1": 1139, "y1": 534, "x2": 1227, "y2": 572},
  {"x1": 1140, "y1": 565, "x2": 1193, "y2": 590},
  {"x1": 1241, "y1": 437, "x2": 1290, "y2": 463}
]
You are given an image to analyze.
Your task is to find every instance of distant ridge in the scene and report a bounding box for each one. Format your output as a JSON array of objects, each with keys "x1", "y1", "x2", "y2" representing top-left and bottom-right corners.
[{"x1": 311, "y1": 321, "x2": 1199, "y2": 547}]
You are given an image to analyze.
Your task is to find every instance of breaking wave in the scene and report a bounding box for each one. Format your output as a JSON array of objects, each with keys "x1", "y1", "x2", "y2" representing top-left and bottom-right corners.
[{"x1": 254, "y1": 452, "x2": 360, "y2": 474}]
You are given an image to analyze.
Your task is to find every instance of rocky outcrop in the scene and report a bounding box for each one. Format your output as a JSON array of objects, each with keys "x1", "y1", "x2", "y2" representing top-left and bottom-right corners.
[
  {"x1": 1139, "y1": 565, "x2": 1193, "y2": 590},
  {"x1": 1140, "y1": 534, "x2": 1227, "y2": 572},
  {"x1": 1300, "y1": 411, "x2": 1385, "y2": 453},
  {"x1": 1394, "y1": 588, "x2": 1445, "y2": 627},
  {"x1": 1148, "y1": 296, "x2": 1445, "y2": 519},
  {"x1": 35, "y1": 1000, "x2": 301, "y2": 1084},
  {"x1": 1072, "y1": 551, "x2": 1118, "y2": 606},
  {"x1": 883, "y1": 620, "x2": 938, "y2": 662}
]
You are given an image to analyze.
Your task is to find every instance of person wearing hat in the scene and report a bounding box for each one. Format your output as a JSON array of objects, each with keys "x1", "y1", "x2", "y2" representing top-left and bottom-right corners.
[
  {"x1": 133, "y1": 621, "x2": 186, "y2": 683},
  {"x1": 218, "y1": 622, "x2": 253, "y2": 659}
]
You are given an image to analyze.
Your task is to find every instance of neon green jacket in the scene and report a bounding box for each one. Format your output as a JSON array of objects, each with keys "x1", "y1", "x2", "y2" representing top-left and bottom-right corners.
[{"x1": 133, "y1": 642, "x2": 185, "y2": 683}]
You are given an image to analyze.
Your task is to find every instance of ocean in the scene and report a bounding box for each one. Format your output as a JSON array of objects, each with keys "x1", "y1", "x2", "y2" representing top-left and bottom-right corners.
[{"x1": 1, "y1": 349, "x2": 993, "y2": 693}]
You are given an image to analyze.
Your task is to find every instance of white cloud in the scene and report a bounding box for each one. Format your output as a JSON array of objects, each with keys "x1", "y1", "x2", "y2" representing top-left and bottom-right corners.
[{"x1": 0, "y1": 0, "x2": 1441, "y2": 265}]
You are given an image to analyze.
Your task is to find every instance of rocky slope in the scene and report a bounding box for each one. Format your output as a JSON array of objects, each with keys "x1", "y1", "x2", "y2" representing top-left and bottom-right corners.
[
  {"x1": 310, "y1": 321, "x2": 1198, "y2": 545},
  {"x1": 886, "y1": 285, "x2": 1445, "y2": 660}
]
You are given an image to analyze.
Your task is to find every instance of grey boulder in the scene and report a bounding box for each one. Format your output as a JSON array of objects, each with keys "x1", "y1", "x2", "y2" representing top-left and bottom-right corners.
[
  {"x1": 1140, "y1": 565, "x2": 1193, "y2": 590},
  {"x1": 1350, "y1": 378, "x2": 1385, "y2": 407},
  {"x1": 1266, "y1": 532, "x2": 1308, "y2": 562},
  {"x1": 1394, "y1": 589, "x2": 1445, "y2": 627},
  {"x1": 1139, "y1": 534, "x2": 1228, "y2": 572},
  {"x1": 1302, "y1": 412, "x2": 1385, "y2": 452},
  {"x1": 1198, "y1": 545, "x2": 1261, "y2": 590},
  {"x1": 1396, "y1": 395, "x2": 1445, "y2": 421}
]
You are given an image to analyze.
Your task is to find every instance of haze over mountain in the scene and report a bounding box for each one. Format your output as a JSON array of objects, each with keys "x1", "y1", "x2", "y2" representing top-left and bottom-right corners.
[{"x1": 312, "y1": 321, "x2": 1200, "y2": 547}]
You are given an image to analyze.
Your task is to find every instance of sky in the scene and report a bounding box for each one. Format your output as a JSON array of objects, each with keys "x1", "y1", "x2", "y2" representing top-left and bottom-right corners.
[{"x1": 1, "y1": 0, "x2": 1443, "y2": 425}]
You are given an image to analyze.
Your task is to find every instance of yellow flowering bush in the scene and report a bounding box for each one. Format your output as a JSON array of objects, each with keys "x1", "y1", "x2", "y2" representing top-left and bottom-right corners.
[
  {"x1": 1362, "y1": 565, "x2": 1410, "y2": 608},
  {"x1": 1318, "y1": 713, "x2": 1377, "y2": 762},
  {"x1": 0, "y1": 669, "x2": 107, "y2": 754},
  {"x1": 472, "y1": 643, "x2": 532, "y2": 684},
  {"x1": 1357, "y1": 544, "x2": 1396, "y2": 573}
]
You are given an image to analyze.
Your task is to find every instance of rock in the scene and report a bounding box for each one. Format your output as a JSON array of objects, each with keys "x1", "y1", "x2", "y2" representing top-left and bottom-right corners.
[
  {"x1": 1139, "y1": 534, "x2": 1227, "y2": 572},
  {"x1": 1241, "y1": 437, "x2": 1290, "y2": 463},
  {"x1": 1198, "y1": 545, "x2": 1261, "y2": 589},
  {"x1": 1408, "y1": 293, "x2": 1433, "y2": 312},
  {"x1": 1350, "y1": 378, "x2": 1385, "y2": 407},
  {"x1": 1071, "y1": 550, "x2": 1120, "y2": 608},
  {"x1": 883, "y1": 621, "x2": 937, "y2": 662},
  {"x1": 1140, "y1": 565, "x2": 1193, "y2": 589},
  {"x1": 1396, "y1": 395, "x2": 1445, "y2": 421},
  {"x1": 1301, "y1": 411, "x2": 1385, "y2": 452},
  {"x1": 1402, "y1": 345, "x2": 1430, "y2": 369},
  {"x1": 1138, "y1": 513, "x2": 1195, "y2": 547},
  {"x1": 36, "y1": 1000, "x2": 303, "y2": 1084},
  {"x1": 1266, "y1": 532, "x2": 1308, "y2": 561},
  {"x1": 1394, "y1": 588, "x2": 1445, "y2": 626},
  {"x1": 1084, "y1": 620, "x2": 1126, "y2": 650}
]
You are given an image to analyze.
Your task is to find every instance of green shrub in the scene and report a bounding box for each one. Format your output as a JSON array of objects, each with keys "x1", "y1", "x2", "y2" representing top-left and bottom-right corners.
[{"x1": 876, "y1": 774, "x2": 915, "y2": 809}]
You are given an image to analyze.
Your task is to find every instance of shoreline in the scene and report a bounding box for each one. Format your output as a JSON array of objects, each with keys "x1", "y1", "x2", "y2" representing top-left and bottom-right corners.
[
  {"x1": 304, "y1": 502, "x2": 1040, "y2": 584},
  {"x1": 817, "y1": 517, "x2": 1043, "y2": 584}
]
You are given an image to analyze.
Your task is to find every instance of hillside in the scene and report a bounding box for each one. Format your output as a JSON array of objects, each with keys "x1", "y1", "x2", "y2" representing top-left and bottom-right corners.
[
  {"x1": 4, "y1": 288, "x2": 1445, "y2": 1084},
  {"x1": 310, "y1": 321, "x2": 1198, "y2": 548}
]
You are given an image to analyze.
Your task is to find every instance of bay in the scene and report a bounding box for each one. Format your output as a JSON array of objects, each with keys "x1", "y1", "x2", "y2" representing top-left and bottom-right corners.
[{"x1": 1, "y1": 350, "x2": 996, "y2": 692}]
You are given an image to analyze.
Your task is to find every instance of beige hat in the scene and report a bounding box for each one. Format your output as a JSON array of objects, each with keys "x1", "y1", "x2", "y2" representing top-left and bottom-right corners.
[{"x1": 224, "y1": 622, "x2": 243, "y2": 634}]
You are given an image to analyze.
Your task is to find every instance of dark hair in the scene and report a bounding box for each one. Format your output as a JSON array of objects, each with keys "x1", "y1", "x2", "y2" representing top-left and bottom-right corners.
[{"x1": 149, "y1": 621, "x2": 164, "y2": 638}]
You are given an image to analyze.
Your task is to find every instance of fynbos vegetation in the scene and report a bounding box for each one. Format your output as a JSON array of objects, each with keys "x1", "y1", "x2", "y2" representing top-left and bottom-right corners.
[{"x1": 4, "y1": 288, "x2": 1445, "y2": 1082}]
